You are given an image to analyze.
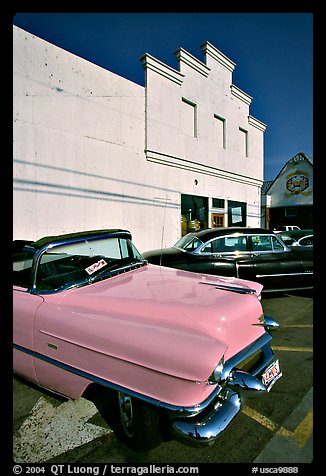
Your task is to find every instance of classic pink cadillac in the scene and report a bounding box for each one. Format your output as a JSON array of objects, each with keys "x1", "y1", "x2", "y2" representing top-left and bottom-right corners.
[{"x1": 13, "y1": 229, "x2": 282, "y2": 452}]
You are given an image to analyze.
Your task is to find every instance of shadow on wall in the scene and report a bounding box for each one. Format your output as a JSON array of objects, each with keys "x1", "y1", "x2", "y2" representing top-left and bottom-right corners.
[{"x1": 13, "y1": 159, "x2": 180, "y2": 209}]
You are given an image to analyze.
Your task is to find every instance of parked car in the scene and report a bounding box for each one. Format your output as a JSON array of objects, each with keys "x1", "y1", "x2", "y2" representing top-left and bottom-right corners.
[
  {"x1": 276, "y1": 229, "x2": 313, "y2": 248},
  {"x1": 295, "y1": 235, "x2": 313, "y2": 247},
  {"x1": 273, "y1": 225, "x2": 301, "y2": 232},
  {"x1": 143, "y1": 227, "x2": 313, "y2": 293},
  {"x1": 13, "y1": 229, "x2": 282, "y2": 452}
]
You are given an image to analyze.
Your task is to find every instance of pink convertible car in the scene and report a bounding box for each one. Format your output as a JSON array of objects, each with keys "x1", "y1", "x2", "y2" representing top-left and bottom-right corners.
[{"x1": 13, "y1": 229, "x2": 282, "y2": 452}]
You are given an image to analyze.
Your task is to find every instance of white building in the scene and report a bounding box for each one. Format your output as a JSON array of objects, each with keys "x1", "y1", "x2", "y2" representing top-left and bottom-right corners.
[{"x1": 13, "y1": 25, "x2": 267, "y2": 252}]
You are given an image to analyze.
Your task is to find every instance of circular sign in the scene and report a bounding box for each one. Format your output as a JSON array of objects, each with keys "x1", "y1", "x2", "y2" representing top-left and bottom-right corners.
[{"x1": 286, "y1": 174, "x2": 309, "y2": 194}]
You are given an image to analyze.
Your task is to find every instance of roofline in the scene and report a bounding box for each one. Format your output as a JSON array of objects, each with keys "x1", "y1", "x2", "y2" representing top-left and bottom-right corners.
[
  {"x1": 29, "y1": 229, "x2": 131, "y2": 250},
  {"x1": 264, "y1": 152, "x2": 313, "y2": 193}
]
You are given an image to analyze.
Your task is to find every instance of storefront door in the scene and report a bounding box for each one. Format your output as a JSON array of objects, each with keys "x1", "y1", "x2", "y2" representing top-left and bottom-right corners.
[{"x1": 211, "y1": 213, "x2": 224, "y2": 228}]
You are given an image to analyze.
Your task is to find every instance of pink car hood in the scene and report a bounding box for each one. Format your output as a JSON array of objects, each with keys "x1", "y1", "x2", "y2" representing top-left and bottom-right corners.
[{"x1": 43, "y1": 264, "x2": 265, "y2": 382}]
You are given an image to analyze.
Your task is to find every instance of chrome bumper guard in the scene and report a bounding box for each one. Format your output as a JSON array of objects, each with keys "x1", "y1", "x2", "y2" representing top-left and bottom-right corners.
[
  {"x1": 171, "y1": 332, "x2": 282, "y2": 446},
  {"x1": 172, "y1": 388, "x2": 241, "y2": 446}
]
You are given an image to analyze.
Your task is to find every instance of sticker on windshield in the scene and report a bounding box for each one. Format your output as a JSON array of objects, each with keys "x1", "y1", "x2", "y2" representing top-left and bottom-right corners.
[{"x1": 85, "y1": 259, "x2": 107, "y2": 275}]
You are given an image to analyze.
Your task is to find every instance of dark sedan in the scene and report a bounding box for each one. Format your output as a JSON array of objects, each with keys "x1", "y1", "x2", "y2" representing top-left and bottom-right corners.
[
  {"x1": 276, "y1": 229, "x2": 313, "y2": 248},
  {"x1": 142, "y1": 227, "x2": 313, "y2": 293}
]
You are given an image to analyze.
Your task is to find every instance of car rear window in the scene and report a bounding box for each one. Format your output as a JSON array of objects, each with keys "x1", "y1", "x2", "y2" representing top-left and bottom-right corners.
[{"x1": 249, "y1": 235, "x2": 284, "y2": 252}]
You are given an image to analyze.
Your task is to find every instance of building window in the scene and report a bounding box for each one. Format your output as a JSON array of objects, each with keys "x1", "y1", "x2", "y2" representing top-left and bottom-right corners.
[
  {"x1": 212, "y1": 198, "x2": 225, "y2": 208},
  {"x1": 228, "y1": 200, "x2": 247, "y2": 227},
  {"x1": 239, "y1": 128, "x2": 248, "y2": 157},
  {"x1": 214, "y1": 115, "x2": 225, "y2": 148},
  {"x1": 285, "y1": 207, "x2": 297, "y2": 217},
  {"x1": 182, "y1": 98, "x2": 197, "y2": 138},
  {"x1": 181, "y1": 194, "x2": 208, "y2": 235}
]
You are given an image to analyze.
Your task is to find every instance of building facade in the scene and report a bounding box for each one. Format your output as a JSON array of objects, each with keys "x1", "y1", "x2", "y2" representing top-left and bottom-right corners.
[
  {"x1": 13, "y1": 26, "x2": 266, "y2": 252},
  {"x1": 263, "y1": 152, "x2": 313, "y2": 230}
]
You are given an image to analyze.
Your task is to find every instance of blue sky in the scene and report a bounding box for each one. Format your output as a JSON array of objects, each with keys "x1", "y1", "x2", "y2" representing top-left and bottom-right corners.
[{"x1": 13, "y1": 12, "x2": 313, "y2": 181}]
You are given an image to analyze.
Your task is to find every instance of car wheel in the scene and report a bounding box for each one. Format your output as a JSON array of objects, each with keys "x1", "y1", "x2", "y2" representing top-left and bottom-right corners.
[{"x1": 111, "y1": 391, "x2": 163, "y2": 452}]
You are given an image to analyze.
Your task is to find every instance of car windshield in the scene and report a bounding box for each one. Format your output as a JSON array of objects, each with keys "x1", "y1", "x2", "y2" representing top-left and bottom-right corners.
[
  {"x1": 174, "y1": 235, "x2": 204, "y2": 251},
  {"x1": 35, "y1": 236, "x2": 145, "y2": 292}
]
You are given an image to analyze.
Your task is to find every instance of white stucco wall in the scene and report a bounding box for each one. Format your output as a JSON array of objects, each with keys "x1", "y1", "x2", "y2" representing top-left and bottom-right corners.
[
  {"x1": 13, "y1": 27, "x2": 266, "y2": 252},
  {"x1": 13, "y1": 26, "x2": 152, "y2": 249},
  {"x1": 142, "y1": 44, "x2": 265, "y2": 183}
]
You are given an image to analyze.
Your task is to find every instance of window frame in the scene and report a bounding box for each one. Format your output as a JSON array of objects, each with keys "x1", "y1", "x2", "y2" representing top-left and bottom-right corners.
[
  {"x1": 182, "y1": 97, "x2": 197, "y2": 138},
  {"x1": 214, "y1": 114, "x2": 226, "y2": 149}
]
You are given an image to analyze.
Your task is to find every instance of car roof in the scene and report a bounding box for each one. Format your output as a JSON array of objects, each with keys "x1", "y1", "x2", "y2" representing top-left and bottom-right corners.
[
  {"x1": 187, "y1": 227, "x2": 274, "y2": 243},
  {"x1": 27, "y1": 229, "x2": 131, "y2": 250}
]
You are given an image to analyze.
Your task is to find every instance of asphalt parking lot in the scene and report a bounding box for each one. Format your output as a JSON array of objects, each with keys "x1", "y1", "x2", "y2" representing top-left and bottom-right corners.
[{"x1": 12, "y1": 290, "x2": 313, "y2": 465}]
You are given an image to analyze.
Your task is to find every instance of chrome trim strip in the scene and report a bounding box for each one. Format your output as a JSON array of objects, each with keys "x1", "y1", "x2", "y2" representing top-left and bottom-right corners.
[
  {"x1": 13, "y1": 332, "x2": 275, "y2": 417},
  {"x1": 195, "y1": 231, "x2": 290, "y2": 255},
  {"x1": 12, "y1": 343, "x2": 221, "y2": 414},
  {"x1": 199, "y1": 281, "x2": 256, "y2": 294},
  {"x1": 235, "y1": 260, "x2": 240, "y2": 278},
  {"x1": 256, "y1": 272, "x2": 313, "y2": 278}
]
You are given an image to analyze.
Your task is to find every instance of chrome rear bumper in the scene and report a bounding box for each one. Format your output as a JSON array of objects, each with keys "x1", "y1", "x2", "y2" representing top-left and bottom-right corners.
[
  {"x1": 170, "y1": 332, "x2": 282, "y2": 446},
  {"x1": 172, "y1": 389, "x2": 241, "y2": 446}
]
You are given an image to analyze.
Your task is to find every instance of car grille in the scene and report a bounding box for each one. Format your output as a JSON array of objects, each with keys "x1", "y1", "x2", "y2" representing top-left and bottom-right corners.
[{"x1": 235, "y1": 349, "x2": 264, "y2": 373}]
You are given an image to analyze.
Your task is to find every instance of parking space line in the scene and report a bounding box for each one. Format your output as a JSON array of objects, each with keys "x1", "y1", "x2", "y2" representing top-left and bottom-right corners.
[
  {"x1": 242, "y1": 406, "x2": 278, "y2": 432},
  {"x1": 242, "y1": 406, "x2": 313, "y2": 447},
  {"x1": 243, "y1": 405, "x2": 313, "y2": 448},
  {"x1": 272, "y1": 345, "x2": 313, "y2": 352},
  {"x1": 281, "y1": 324, "x2": 312, "y2": 328},
  {"x1": 252, "y1": 388, "x2": 313, "y2": 463},
  {"x1": 279, "y1": 407, "x2": 313, "y2": 447}
]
